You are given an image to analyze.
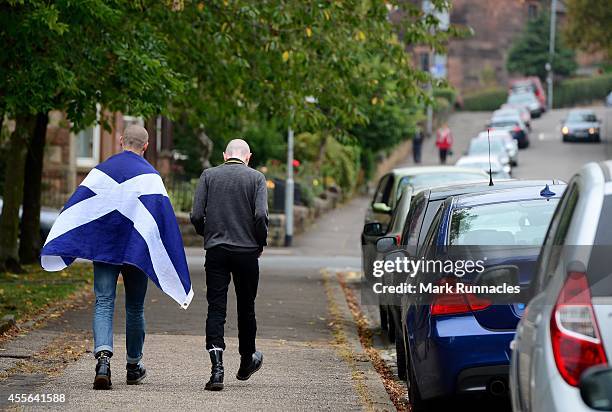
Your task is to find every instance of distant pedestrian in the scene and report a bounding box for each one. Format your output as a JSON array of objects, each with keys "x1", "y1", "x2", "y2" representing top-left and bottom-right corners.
[
  {"x1": 436, "y1": 123, "x2": 454, "y2": 164},
  {"x1": 191, "y1": 139, "x2": 269, "y2": 391},
  {"x1": 40, "y1": 125, "x2": 192, "y2": 390},
  {"x1": 412, "y1": 127, "x2": 423, "y2": 164}
]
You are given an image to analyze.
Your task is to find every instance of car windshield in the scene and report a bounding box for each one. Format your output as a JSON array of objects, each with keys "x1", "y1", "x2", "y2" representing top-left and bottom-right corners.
[
  {"x1": 449, "y1": 199, "x2": 559, "y2": 246},
  {"x1": 567, "y1": 112, "x2": 597, "y2": 122},
  {"x1": 469, "y1": 139, "x2": 505, "y2": 155},
  {"x1": 508, "y1": 93, "x2": 536, "y2": 104},
  {"x1": 397, "y1": 173, "x2": 486, "y2": 198}
]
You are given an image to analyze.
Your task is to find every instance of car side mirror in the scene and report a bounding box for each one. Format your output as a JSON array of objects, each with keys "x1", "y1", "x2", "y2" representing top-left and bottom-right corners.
[
  {"x1": 580, "y1": 366, "x2": 612, "y2": 411},
  {"x1": 372, "y1": 202, "x2": 392, "y2": 214},
  {"x1": 363, "y1": 222, "x2": 384, "y2": 237},
  {"x1": 376, "y1": 237, "x2": 397, "y2": 254}
]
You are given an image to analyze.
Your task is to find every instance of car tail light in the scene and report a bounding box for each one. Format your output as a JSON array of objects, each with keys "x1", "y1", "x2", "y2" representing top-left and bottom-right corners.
[
  {"x1": 550, "y1": 271, "x2": 607, "y2": 386},
  {"x1": 395, "y1": 234, "x2": 401, "y2": 245},
  {"x1": 431, "y1": 277, "x2": 491, "y2": 316}
]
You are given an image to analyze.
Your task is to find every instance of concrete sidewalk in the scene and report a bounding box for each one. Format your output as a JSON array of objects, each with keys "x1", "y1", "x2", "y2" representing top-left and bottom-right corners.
[
  {"x1": 27, "y1": 336, "x2": 362, "y2": 411},
  {"x1": 1, "y1": 196, "x2": 396, "y2": 411}
]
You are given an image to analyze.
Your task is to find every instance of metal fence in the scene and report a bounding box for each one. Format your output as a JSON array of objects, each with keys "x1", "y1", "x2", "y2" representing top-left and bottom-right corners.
[{"x1": 164, "y1": 175, "x2": 197, "y2": 213}]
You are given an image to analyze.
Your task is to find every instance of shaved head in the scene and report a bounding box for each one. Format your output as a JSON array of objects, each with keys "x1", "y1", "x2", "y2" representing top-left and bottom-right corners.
[
  {"x1": 223, "y1": 139, "x2": 252, "y2": 164},
  {"x1": 121, "y1": 125, "x2": 149, "y2": 155}
]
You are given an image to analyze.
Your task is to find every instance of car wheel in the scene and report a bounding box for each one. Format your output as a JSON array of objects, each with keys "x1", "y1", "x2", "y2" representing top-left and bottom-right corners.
[
  {"x1": 387, "y1": 313, "x2": 396, "y2": 342},
  {"x1": 396, "y1": 324, "x2": 407, "y2": 381},
  {"x1": 379, "y1": 305, "x2": 388, "y2": 331},
  {"x1": 407, "y1": 350, "x2": 430, "y2": 411}
]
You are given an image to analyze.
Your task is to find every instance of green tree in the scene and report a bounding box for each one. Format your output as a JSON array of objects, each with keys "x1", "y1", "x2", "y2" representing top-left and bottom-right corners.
[
  {"x1": 507, "y1": 12, "x2": 577, "y2": 81},
  {"x1": 0, "y1": 1, "x2": 183, "y2": 270},
  {"x1": 564, "y1": 0, "x2": 612, "y2": 58},
  {"x1": 158, "y1": 0, "x2": 456, "y2": 159}
]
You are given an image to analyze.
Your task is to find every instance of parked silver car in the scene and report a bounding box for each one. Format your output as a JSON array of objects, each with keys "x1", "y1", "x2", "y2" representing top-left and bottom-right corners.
[{"x1": 510, "y1": 160, "x2": 612, "y2": 412}]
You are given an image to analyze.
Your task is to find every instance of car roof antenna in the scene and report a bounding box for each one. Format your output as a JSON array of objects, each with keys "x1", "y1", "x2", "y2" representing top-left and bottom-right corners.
[{"x1": 487, "y1": 128, "x2": 494, "y2": 186}]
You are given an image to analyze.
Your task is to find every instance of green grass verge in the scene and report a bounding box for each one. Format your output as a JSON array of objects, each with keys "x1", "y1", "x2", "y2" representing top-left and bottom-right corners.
[{"x1": 0, "y1": 264, "x2": 93, "y2": 321}]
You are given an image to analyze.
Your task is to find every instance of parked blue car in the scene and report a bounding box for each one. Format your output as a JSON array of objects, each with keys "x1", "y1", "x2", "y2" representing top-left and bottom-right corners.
[{"x1": 399, "y1": 184, "x2": 565, "y2": 411}]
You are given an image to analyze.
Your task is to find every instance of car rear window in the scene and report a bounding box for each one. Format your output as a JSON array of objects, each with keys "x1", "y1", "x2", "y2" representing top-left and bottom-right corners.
[
  {"x1": 397, "y1": 173, "x2": 486, "y2": 196},
  {"x1": 508, "y1": 94, "x2": 536, "y2": 104},
  {"x1": 594, "y1": 195, "x2": 612, "y2": 245},
  {"x1": 588, "y1": 195, "x2": 612, "y2": 297},
  {"x1": 469, "y1": 139, "x2": 505, "y2": 155},
  {"x1": 449, "y1": 199, "x2": 559, "y2": 246},
  {"x1": 490, "y1": 121, "x2": 517, "y2": 128}
]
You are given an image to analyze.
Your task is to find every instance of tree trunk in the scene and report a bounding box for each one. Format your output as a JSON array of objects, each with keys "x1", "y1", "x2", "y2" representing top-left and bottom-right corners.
[
  {"x1": 19, "y1": 112, "x2": 48, "y2": 264},
  {"x1": 0, "y1": 113, "x2": 36, "y2": 272}
]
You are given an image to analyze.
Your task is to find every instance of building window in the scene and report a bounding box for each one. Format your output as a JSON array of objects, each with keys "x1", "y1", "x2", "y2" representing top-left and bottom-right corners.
[
  {"x1": 76, "y1": 121, "x2": 101, "y2": 168},
  {"x1": 528, "y1": 4, "x2": 538, "y2": 19}
]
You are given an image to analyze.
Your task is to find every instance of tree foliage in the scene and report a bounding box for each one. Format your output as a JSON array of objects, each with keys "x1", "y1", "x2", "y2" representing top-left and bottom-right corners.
[
  {"x1": 564, "y1": 0, "x2": 612, "y2": 58},
  {"x1": 157, "y1": 0, "x2": 456, "y2": 152},
  {"x1": 0, "y1": 0, "x2": 457, "y2": 269},
  {"x1": 0, "y1": 0, "x2": 184, "y2": 270},
  {"x1": 506, "y1": 12, "x2": 577, "y2": 81}
]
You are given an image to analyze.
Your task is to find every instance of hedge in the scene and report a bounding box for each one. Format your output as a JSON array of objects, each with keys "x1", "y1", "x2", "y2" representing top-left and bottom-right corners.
[
  {"x1": 433, "y1": 87, "x2": 457, "y2": 106},
  {"x1": 460, "y1": 74, "x2": 612, "y2": 112},
  {"x1": 461, "y1": 88, "x2": 507, "y2": 111},
  {"x1": 553, "y1": 74, "x2": 612, "y2": 108}
]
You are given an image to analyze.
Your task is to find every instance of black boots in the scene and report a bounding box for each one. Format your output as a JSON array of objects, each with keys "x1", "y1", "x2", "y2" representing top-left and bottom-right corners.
[
  {"x1": 236, "y1": 351, "x2": 263, "y2": 381},
  {"x1": 126, "y1": 362, "x2": 147, "y2": 385},
  {"x1": 205, "y1": 350, "x2": 224, "y2": 391},
  {"x1": 93, "y1": 350, "x2": 112, "y2": 390}
]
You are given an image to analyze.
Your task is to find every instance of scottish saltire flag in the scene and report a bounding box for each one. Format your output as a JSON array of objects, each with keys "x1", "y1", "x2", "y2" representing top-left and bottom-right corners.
[{"x1": 41, "y1": 151, "x2": 193, "y2": 308}]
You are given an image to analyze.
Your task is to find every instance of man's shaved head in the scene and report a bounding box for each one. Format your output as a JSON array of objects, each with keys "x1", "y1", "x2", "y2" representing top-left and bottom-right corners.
[
  {"x1": 121, "y1": 125, "x2": 149, "y2": 155},
  {"x1": 224, "y1": 139, "x2": 252, "y2": 164}
]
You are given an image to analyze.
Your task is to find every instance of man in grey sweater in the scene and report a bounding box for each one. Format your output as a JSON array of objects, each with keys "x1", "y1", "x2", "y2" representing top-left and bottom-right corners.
[{"x1": 190, "y1": 139, "x2": 268, "y2": 391}]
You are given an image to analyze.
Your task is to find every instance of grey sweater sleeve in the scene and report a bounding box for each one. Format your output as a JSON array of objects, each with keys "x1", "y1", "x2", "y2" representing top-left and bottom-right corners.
[
  {"x1": 190, "y1": 171, "x2": 207, "y2": 236},
  {"x1": 254, "y1": 174, "x2": 269, "y2": 246}
]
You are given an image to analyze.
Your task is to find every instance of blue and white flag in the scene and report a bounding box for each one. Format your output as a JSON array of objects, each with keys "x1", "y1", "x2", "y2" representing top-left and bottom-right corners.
[{"x1": 41, "y1": 151, "x2": 193, "y2": 309}]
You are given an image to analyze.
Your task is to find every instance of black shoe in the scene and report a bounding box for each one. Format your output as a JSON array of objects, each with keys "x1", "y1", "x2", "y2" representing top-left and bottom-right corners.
[
  {"x1": 126, "y1": 362, "x2": 147, "y2": 385},
  {"x1": 205, "y1": 350, "x2": 224, "y2": 391},
  {"x1": 236, "y1": 351, "x2": 263, "y2": 381},
  {"x1": 93, "y1": 350, "x2": 112, "y2": 390}
]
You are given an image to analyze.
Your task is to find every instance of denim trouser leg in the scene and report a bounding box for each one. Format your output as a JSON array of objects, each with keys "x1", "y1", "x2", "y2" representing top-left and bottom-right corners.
[
  {"x1": 122, "y1": 265, "x2": 148, "y2": 364},
  {"x1": 93, "y1": 262, "x2": 121, "y2": 356}
]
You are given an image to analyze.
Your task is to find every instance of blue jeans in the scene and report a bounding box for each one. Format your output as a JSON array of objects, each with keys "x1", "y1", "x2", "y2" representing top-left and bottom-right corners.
[{"x1": 93, "y1": 262, "x2": 148, "y2": 363}]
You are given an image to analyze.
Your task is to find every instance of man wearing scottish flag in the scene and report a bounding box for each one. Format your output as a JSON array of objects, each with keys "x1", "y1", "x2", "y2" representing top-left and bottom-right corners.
[{"x1": 40, "y1": 125, "x2": 192, "y2": 390}]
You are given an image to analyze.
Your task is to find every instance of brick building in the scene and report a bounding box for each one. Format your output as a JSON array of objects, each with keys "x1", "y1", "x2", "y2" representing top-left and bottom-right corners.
[
  {"x1": 408, "y1": 0, "x2": 604, "y2": 93},
  {"x1": 42, "y1": 111, "x2": 174, "y2": 207}
]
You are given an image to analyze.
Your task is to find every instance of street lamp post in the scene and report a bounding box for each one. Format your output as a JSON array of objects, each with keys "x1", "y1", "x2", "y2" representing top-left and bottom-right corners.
[
  {"x1": 547, "y1": 0, "x2": 557, "y2": 111},
  {"x1": 284, "y1": 126, "x2": 294, "y2": 247}
]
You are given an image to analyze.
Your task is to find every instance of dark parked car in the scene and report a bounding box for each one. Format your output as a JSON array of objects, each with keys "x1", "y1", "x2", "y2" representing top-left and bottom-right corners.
[
  {"x1": 488, "y1": 117, "x2": 530, "y2": 149},
  {"x1": 0, "y1": 198, "x2": 59, "y2": 242},
  {"x1": 374, "y1": 179, "x2": 563, "y2": 382},
  {"x1": 362, "y1": 166, "x2": 487, "y2": 326},
  {"x1": 399, "y1": 184, "x2": 565, "y2": 410},
  {"x1": 561, "y1": 109, "x2": 601, "y2": 142}
]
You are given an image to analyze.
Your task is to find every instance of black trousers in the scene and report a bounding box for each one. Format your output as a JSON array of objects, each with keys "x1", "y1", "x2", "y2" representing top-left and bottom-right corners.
[
  {"x1": 204, "y1": 247, "x2": 259, "y2": 356},
  {"x1": 439, "y1": 148, "x2": 448, "y2": 164}
]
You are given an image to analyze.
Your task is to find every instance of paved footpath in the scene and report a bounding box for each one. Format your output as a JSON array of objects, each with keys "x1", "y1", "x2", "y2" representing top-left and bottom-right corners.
[{"x1": 1, "y1": 195, "x2": 394, "y2": 411}]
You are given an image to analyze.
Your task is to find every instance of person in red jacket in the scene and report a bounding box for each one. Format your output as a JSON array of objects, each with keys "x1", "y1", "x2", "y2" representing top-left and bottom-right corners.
[{"x1": 435, "y1": 123, "x2": 454, "y2": 164}]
